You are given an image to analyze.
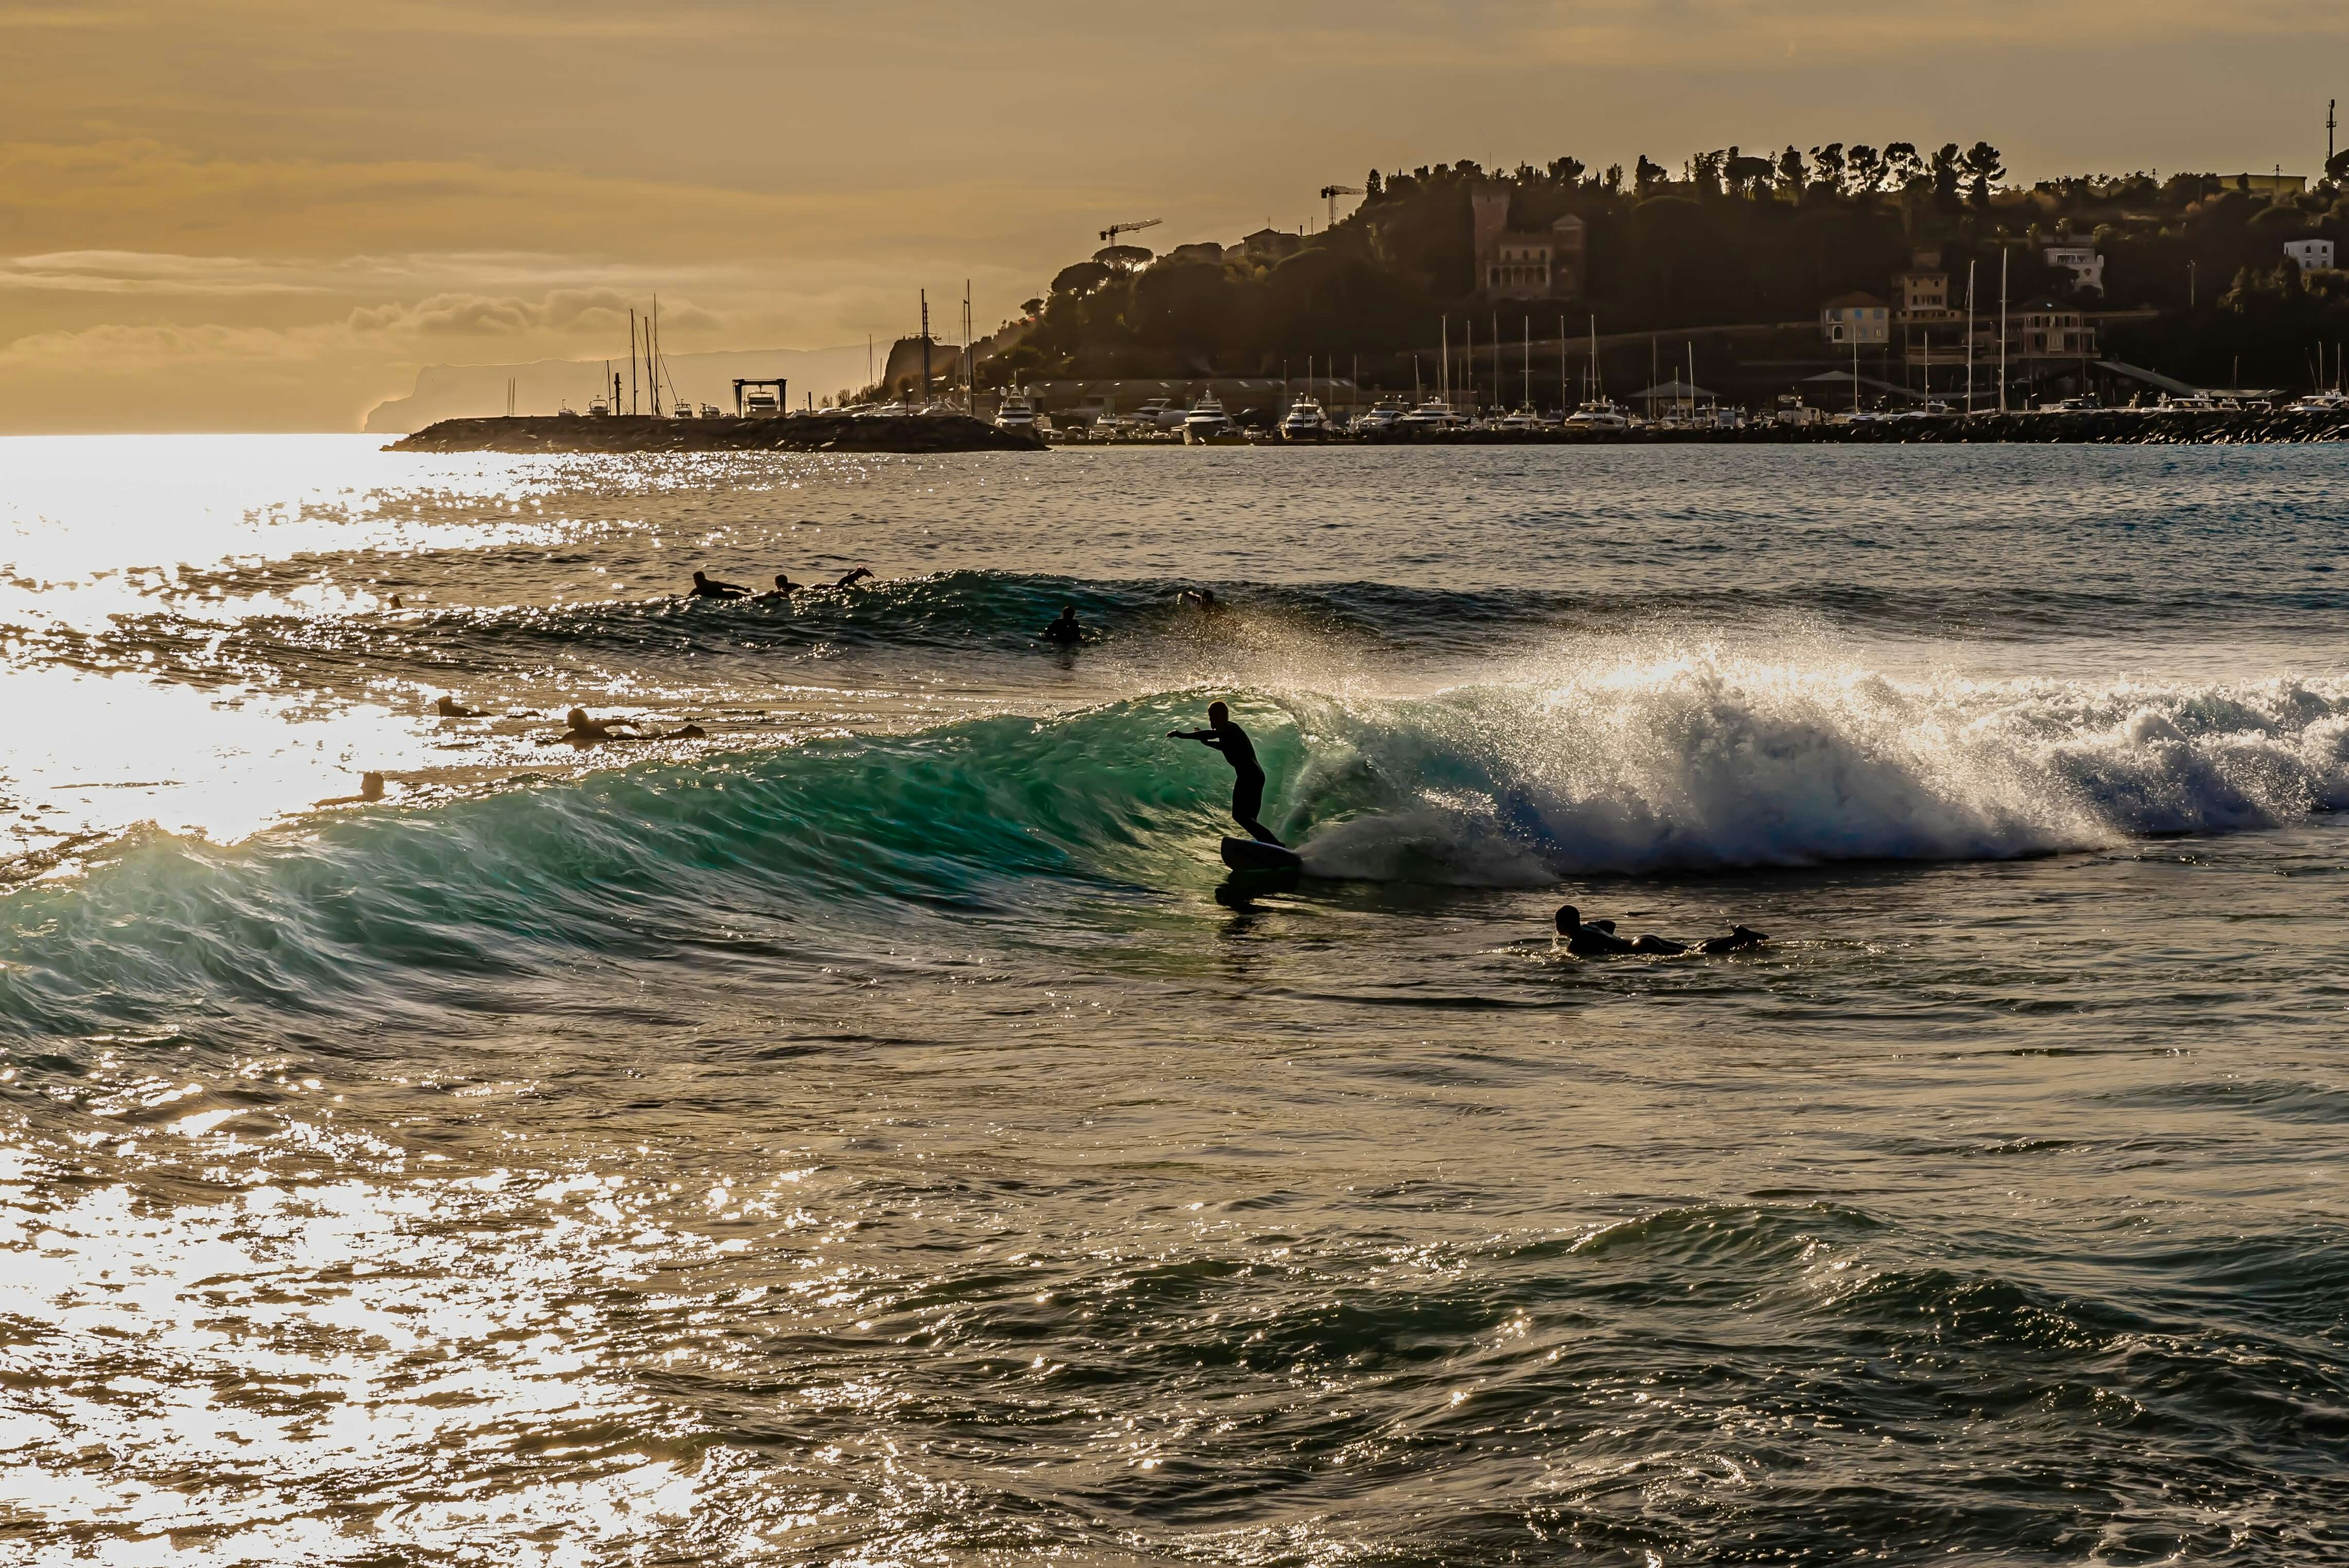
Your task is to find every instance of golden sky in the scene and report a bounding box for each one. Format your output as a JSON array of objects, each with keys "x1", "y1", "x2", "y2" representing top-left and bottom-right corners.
[{"x1": 1, "y1": 0, "x2": 2339, "y2": 431}]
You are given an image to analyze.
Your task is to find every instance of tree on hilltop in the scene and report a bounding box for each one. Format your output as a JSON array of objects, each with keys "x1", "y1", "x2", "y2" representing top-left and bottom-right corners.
[{"x1": 1962, "y1": 142, "x2": 2006, "y2": 207}]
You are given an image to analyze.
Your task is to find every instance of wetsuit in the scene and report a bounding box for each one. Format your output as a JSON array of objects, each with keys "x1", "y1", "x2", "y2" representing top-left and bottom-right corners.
[
  {"x1": 1041, "y1": 612, "x2": 1085, "y2": 645},
  {"x1": 1172, "y1": 720, "x2": 1277, "y2": 844},
  {"x1": 1556, "y1": 906, "x2": 1765, "y2": 956},
  {"x1": 1700, "y1": 925, "x2": 1768, "y2": 954}
]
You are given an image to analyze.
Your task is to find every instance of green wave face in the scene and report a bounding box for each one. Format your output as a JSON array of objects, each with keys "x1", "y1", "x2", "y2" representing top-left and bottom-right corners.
[{"x1": 0, "y1": 694, "x2": 1302, "y2": 1041}]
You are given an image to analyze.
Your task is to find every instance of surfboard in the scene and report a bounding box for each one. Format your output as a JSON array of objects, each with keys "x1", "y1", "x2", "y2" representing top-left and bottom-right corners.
[{"x1": 1220, "y1": 836, "x2": 1302, "y2": 873}]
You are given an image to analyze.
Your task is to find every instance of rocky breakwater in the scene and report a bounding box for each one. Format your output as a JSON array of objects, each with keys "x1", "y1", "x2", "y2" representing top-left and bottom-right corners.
[
  {"x1": 1364, "y1": 409, "x2": 2349, "y2": 445},
  {"x1": 387, "y1": 413, "x2": 1046, "y2": 455}
]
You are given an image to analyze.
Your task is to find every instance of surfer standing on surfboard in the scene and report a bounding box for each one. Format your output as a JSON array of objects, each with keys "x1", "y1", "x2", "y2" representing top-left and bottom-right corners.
[{"x1": 1168, "y1": 701, "x2": 1282, "y2": 845}]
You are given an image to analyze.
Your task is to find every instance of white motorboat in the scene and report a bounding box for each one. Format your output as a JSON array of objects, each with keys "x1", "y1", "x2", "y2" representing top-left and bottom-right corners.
[
  {"x1": 1182, "y1": 393, "x2": 1243, "y2": 445},
  {"x1": 1496, "y1": 405, "x2": 1547, "y2": 432},
  {"x1": 2287, "y1": 389, "x2": 2349, "y2": 414},
  {"x1": 1135, "y1": 397, "x2": 1185, "y2": 432},
  {"x1": 1279, "y1": 394, "x2": 1332, "y2": 441},
  {"x1": 994, "y1": 388, "x2": 1040, "y2": 435},
  {"x1": 1562, "y1": 399, "x2": 1631, "y2": 431},
  {"x1": 1354, "y1": 396, "x2": 1408, "y2": 434},
  {"x1": 1395, "y1": 398, "x2": 1466, "y2": 431}
]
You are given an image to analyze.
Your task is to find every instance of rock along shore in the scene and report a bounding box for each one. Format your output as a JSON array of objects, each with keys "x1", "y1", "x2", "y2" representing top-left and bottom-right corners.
[
  {"x1": 1357, "y1": 409, "x2": 2349, "y2": 445},
  {"x1": 387, "y1": 413, "x2": 1047, "y2": 455}
]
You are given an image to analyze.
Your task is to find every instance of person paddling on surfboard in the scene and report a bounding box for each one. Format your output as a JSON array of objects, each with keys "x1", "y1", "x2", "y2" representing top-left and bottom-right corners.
[
  {"x1": 1554, "y1": 905, "x2": 1768, "y2": 956},
  {"x1": 1168, "y1": 700, "x2": 1281, "y2": 845}
]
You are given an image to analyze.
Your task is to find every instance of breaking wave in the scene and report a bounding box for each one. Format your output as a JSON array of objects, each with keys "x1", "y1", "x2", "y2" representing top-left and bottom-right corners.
[{"x1": 8, "y1": 648, "x2": 2349, "y2": 1034}]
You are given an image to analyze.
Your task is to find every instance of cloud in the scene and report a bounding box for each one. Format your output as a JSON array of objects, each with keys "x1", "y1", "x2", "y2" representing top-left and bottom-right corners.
[
  {"x1": 346, "y1": 288, "x2": 721, "y2": 337},
  {"x1": 0, "y1": 286, "x2": 722, "y2": 369}
]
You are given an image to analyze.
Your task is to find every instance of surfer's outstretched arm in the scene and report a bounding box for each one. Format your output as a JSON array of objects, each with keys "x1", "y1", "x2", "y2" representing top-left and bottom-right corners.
[{"x1": 1166, "y1": 728, "x2": 1225, "y2": 748}]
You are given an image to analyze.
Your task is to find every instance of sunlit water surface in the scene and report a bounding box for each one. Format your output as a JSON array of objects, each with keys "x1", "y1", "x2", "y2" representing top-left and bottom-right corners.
[{"x1": 2, "y1": 436, "x2": 2347, "y2": 1565}]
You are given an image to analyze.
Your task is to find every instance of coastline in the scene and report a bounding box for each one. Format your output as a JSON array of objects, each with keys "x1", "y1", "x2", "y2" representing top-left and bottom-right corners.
[{"x1": 386, "y1": 412, "x2": 1047, "y2": 454}]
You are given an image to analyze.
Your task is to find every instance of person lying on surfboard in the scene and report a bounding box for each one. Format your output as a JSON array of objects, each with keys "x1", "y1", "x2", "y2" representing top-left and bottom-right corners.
[
  {"x1": 1554, "y1": 905, "x2": 1767, "y2": 956},
  {"x1": 540, "y1": 708, "x2": 708, "y2": 748},
  {"x1": 1168, "y1": 700, "x2": 1281, "y2": 845},
  {"x1": 688, "y1": 570, "x2": 749, "y2": 600}
]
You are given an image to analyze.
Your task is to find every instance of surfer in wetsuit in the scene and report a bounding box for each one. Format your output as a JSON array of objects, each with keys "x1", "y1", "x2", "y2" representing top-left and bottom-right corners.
[
  {"x1": 1168, "y1": 700, "x2": 1280, "y2": 845},
  {"x1": 542, "y1": 708, "x2": 708, "y2": 748},
  {"x1": 688, "y1": 570, "x2": 748, "y2": 600},
  {"x1": 434, "y1": 694, "x2": 480, "y2": 717},
  {"x1": 316, "y1": 771, "x2": 387, "y2": 807},
  {"x1": 754, "y1": 574, "x2": 800, "y2": 601},
  {"x1": 834, "y1": 566, "x2": 875, "y2": 588},
  {"x1": 1554, "y1": 905, "x2": 1768, "y2": 956},
  {"x1": 1040, "y1": 605, "x2": 1086, "y2": 645}
]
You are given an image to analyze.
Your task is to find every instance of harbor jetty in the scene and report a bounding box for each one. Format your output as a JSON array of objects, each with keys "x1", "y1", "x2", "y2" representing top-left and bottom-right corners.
[
  {"x1": 388, "y1": 413, "x2": 1045, "y2": 456},
  {"x1": 1351, "y1": 409, "x2": 2349, "y2": 445}
]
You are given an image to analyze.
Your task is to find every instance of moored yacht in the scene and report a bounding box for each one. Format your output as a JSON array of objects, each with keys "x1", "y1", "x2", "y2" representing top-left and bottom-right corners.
[
  {"x1": 1562, "y1": 399, "x2": 1631, "y2": 431},
  {"x1": 1182, "y1": 392, "x2": 1242, "y2": 445},
  {"x1": 1496, "y1": 405, "x2": 1547, "y2": 432},
  {"x1": 993, "y1": 387, "x2": 1040, "y2": 435},
  {"x1": 1395, "y1": 398, "x2": 1466, "y2": 431},
  {"x1": 1355, "y1": 395, "x2": 1408, "y2": 434},
  {"x1": 1279, "y1": 394, "x2": 1332, "y2": 441}
]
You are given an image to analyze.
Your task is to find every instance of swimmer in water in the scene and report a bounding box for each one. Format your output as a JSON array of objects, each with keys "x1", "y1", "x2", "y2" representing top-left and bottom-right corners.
[
  {"x1": 1040, "y1": 605, "x2": 1086, "y2": 645},
  {"x1": 688, "y1": 571, "x2": 749, "y2": 600},
  {"x1": 316, "y1": 771, "x2": 387, "y2": 807},
  {"x1": 1176, "y1": 587, "x2": 1222, "y2": 612},
  {"x1": 754, "y1": 574, "x2": 801, "y2": 601},
  {"x1": 833, "y1": 566, "x2": 875, "y2": 588},
  {"x1": 1168, "y1": 700, "x2": 1280, "y2": 845},
  {"x1": 434, "y1": 695, "x2": 480, "y2": 717}
]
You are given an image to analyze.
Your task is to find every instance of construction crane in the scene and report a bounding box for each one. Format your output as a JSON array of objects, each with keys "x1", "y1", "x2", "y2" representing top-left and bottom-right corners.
[
  {"x1": 1099, "y1": 218, "x2": 1163, "y2": 244},
  {"x1": 1319, "y1": 184, "x2": 1364, "y2": 227}
]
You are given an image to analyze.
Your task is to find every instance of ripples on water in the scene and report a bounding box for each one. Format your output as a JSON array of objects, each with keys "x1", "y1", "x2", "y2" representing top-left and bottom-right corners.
[{"x1": 2, "y1": 437, "x2": 2347, "y2": 1564}]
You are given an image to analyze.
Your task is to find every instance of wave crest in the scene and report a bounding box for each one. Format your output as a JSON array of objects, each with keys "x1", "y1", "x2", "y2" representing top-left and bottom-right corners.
[{"x1": 1281, "y1": 648, "x2": 2349, "y2": 880}]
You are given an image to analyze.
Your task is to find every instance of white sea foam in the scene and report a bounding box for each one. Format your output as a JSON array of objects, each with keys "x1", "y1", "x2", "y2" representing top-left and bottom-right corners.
[{"x1": 1275, "y1": 645, "x2": 2349, "y2": 881}]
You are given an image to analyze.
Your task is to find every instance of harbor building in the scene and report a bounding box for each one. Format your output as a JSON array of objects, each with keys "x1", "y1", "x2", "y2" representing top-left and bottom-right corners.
[
  {"x1": 1471, "y1": 188, "x2": 1586, "y2": 301},
  {"x1": 2010, "y1": 299, "x2": 2097, "y2": 360}
]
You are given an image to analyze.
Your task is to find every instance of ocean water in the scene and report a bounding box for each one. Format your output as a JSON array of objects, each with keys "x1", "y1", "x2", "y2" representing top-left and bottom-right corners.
[{"x1": 2, "y1": 435, "x2": 2347, "y2": 1565}]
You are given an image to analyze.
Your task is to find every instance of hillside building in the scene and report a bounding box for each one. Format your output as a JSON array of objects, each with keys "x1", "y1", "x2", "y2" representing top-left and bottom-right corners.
[
  {"x1": 1894, "y1": 250, "x2": 1963, "y2": 370},
  {"x1": 2044, "y1": 243, "x2": 2106, "y2": 295},
  {"x1": 1234, "y1": 229, "x2": 1302, "y2": 266},
  {"x1": 2009, "y1": 299, "x2": 2096, "y2": 361},
  {"x1": 2285, "y1": 237, "x2": 2337, "y2": 272},
  {"x1": 1471, "y1": 188, "x2": 1586, "y2": 301},
  {"x1": 1820, "y1": 293, "x2": 1890, "y2": 346}
]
